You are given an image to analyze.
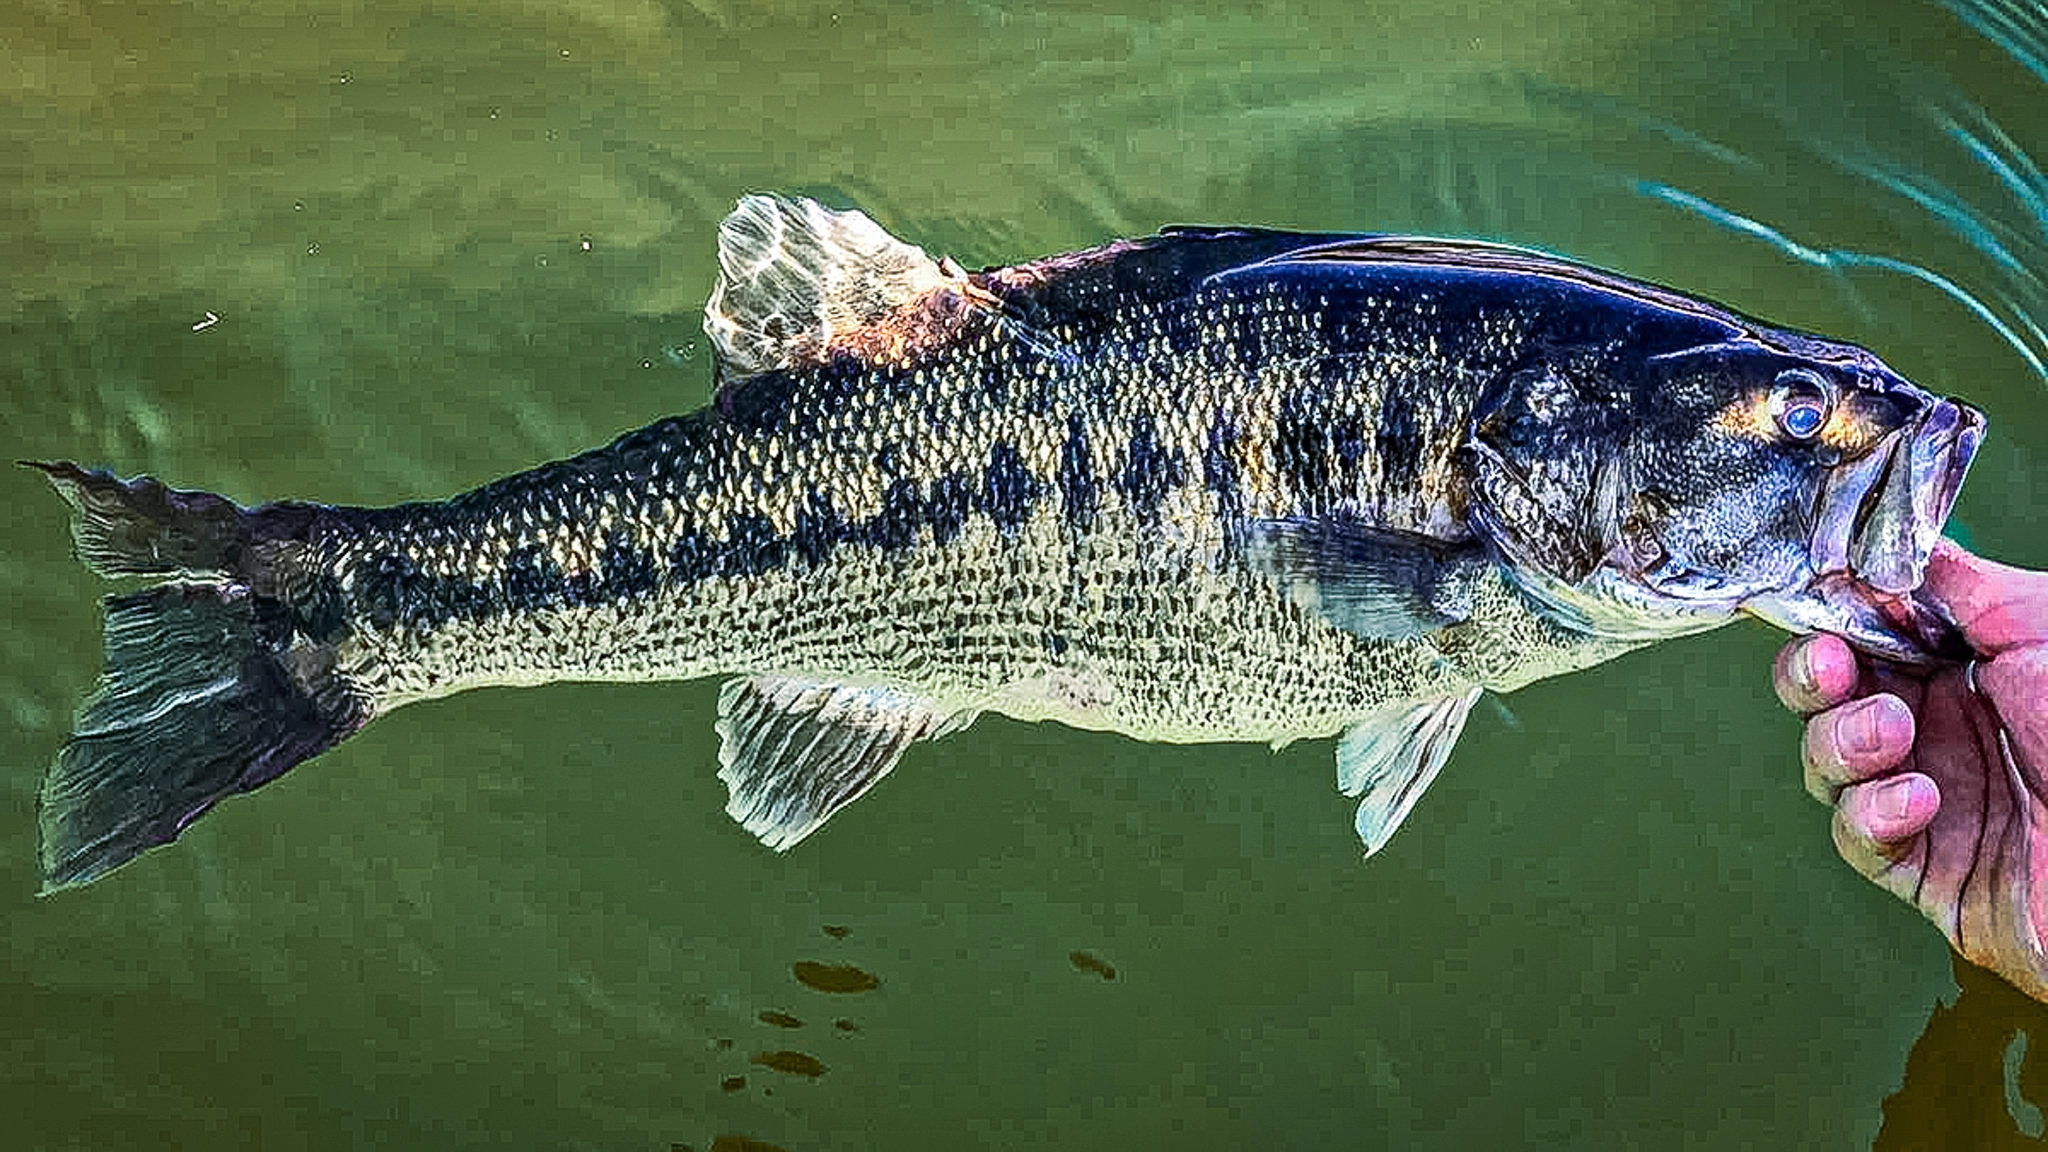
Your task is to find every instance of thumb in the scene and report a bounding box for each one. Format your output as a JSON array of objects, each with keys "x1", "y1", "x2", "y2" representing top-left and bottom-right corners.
[{"x1": 1921, "y1": 538, "x2": 2048, "y2": 653}]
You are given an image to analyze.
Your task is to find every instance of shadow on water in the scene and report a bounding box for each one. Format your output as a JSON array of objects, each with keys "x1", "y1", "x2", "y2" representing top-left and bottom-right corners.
[{"x1": 1880, "y1": 957, "x2": 2048, "y2": 1149}]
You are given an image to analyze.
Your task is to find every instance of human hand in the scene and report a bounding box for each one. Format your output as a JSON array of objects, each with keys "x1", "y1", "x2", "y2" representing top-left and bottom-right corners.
[{"x1": 1774, "y1": 539, "x2": 2048, "y2": 1002}]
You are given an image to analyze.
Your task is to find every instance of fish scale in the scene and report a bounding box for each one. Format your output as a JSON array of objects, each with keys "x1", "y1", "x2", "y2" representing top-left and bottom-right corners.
[
  {"x1": 326, "y1": 273, "x2": 1524, "y2": 723},
  {"x1": 29, "y1": 193, "x2": 1982, "y2": 889}
]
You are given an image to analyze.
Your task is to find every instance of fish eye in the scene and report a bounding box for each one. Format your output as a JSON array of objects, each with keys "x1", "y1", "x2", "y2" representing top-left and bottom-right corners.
[{"x1": 1769, "y1": 369, "x2": 1832, "y2": 440}]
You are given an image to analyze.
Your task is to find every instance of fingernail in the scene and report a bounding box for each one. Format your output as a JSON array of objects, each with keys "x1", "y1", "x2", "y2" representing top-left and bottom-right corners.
[
  {"x1": 1873, "y1": 775, "x2": 1926, "y2": 826},
  {"x1": 1789, "y1": 643, "x2": 1819, "y2": 695},
  {"x1": 1841, "y1": 697, "x2": 1890, "y2": 756}
]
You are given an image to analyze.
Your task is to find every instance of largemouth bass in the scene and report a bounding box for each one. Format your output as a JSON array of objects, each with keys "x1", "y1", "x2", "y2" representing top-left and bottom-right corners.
[{"x1": 32, "y1": 196, "x2": 1984, "y2": 891}]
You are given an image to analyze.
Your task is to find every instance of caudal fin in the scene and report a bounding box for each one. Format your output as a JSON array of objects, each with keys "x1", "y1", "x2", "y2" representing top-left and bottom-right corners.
[{"x1": 31, "y1": 464, "x2": 370, "y2": 892}]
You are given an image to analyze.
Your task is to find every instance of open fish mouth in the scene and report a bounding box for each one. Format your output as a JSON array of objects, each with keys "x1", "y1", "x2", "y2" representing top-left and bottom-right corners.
[
  {"x1": 1813, "y1": 397, "x2": 1985, "y2": 593},
  {"x1": 1749, "y1": 396, "x2": 1986, "y2": 661}
]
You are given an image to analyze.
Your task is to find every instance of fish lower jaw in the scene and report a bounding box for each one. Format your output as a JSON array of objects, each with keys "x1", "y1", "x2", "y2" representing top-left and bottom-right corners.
[{"x1": 1742, "y1": 572, "x2": 1965, "y2": 664}]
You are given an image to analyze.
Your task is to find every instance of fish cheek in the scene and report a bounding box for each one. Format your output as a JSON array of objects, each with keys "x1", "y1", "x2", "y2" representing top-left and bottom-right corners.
[
  {"x1": 1626, "y1": 433, "x2": 1820, "y2": 593},
  {"x1": 1662, "y1": 490, "x2": 1808, "y2": 585}
]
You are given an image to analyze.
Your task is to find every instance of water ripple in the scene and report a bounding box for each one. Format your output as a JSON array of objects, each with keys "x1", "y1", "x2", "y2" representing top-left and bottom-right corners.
[
  {"x1": 1945, "y1": 0, "x2": 2048, "y2": 87},
  {"x1": 1639, "y1": 181, "x2": 2046, "y2": 382}
]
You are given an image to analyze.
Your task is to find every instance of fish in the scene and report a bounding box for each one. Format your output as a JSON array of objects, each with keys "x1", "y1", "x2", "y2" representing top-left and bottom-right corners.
[{"x1": 28, "y1": 194, "x2": 1985, "y2": 892}]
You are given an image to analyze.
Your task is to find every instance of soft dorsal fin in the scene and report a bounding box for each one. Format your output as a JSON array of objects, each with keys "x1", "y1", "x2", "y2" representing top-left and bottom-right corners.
[
  {"x1": 716, "y1": 675, "x2": 975, "y2": 851},
  {"x1": 703, "y1": 195, "x2": 981, "y2": 379},
  {"x1": 1337, "y1": 688, "x2": 1482, "y2": 855}
]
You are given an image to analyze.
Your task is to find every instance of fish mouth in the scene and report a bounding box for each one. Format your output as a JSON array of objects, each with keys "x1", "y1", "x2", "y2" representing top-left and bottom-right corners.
[
  {"x1": 1749, "y1": 396, "x2": 1985, "y2": 661},
  {"x1": 1811, "y1": 397, "x2": 1985, "y2": 593}
]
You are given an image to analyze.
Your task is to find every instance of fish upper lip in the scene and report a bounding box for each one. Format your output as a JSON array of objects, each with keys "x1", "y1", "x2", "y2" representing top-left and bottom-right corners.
[{"x1": 1814, "y1": 397, "x2": 1984, "y2": 596}]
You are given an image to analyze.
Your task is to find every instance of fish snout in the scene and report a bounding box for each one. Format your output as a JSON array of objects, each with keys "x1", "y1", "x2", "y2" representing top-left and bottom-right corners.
[{"x1": 1846, "y1": 397, "x2": 1985, "y2": 595}]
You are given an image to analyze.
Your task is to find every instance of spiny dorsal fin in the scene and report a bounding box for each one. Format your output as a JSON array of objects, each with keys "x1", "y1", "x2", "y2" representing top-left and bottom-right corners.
[
  {"x1": 1338, "y1": 688, "x2": 1481, "y2": 856},
  {"x1": 704, "y1": 195, "x2": 984, "y2": 379},
  {"x1": 716, "y1": 675, "x2": 976, "y2": 851}
]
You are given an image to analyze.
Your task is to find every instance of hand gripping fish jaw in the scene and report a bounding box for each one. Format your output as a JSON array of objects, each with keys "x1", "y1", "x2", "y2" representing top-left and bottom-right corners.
[{"x1": 1746, "y1": 393, "x2": 1984, "y2": 663}]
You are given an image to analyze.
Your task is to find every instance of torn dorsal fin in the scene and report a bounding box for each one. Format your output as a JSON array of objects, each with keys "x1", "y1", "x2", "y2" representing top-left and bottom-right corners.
[
  {"x1": 715, "y1": 675, "x2": 976, "y2": 851},
  {"x1": 704, "y1": 195, "x2": 996, "y2": 380},
  {"x1": 1338, "y1": 688, "x2": 1481, "y2": 855}
]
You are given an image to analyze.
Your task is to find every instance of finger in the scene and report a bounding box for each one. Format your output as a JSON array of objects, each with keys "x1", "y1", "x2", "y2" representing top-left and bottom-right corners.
[
  {"x1": 1831, "y1": 795, "x2": 1929, "y2": 906},
  {"x1": 1835, "y1": 773, "x2": 1941, "y2": 846},
  {"x1": 1921, "y1": 538, "x2": 2048, "y2": 654},
  {"x1": 1774, "y1": 634, "x2": 1861, "y2": 714},
  {"x1": 1802, "y1": 693, "x2": 1915, "y2": 802}
]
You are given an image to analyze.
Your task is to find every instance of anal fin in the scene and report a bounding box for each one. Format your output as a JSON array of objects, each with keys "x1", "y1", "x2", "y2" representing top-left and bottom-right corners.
[
  {"x1": 1338, "y1": 688, "x2": 1482, "y2": 855},
  {"x1": 716, "y1": 676, "x2": 973, "y2": 851}
]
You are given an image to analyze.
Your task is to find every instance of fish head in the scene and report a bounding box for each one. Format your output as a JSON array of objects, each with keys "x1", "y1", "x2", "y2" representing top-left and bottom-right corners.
[{"x1": 1468, "y1": 330, "x2": 1984, "y2": 659}]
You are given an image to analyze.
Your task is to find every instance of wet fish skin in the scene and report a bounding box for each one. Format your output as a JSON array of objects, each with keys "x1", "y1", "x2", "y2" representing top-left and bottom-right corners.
[
  {"x1": 319, "y1": 227, "x2": 1618, "y2": 727},
  {"x1": 31, "y1": 196, "x2": 1982, "y2": 890}
]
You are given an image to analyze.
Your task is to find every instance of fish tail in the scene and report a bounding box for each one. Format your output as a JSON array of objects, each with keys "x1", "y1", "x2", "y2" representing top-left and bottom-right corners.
[{"x1": 28, "y1": 463, "x2": 371, "y2": 892}]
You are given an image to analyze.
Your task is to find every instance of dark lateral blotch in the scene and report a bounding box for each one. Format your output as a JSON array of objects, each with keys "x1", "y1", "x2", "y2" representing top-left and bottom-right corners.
[
  {"x1": 927, "y1": 471, "x2": 974, "y2": 546},
  {"x1": 866, "y1": 478, "x2": 924, "y2": 552},
  {"x1": 979, "y1": 441, "x2": 1040, "y2": 531},
  {"x1": 600, "y1": 532, "x2": 658, "y2": 598},
  {"x1": 1201, "y1": 417, "x2": 1241, "y2": 517},
  {"x1": 1116, "y1": 413, "x2": 1184, "y2": 519},
  {"x1": 1273, "y1": 389, "x2": 1330, "y2": 498},
  {"x1": 1375, "y1": 385, "x2": 1426, "y2": 490},
  {"x1": 1058, "y1": 413, "x2": 1097, "y2": 530},
  {"x1": 502, "y1": 545, "x2": 563, "y2": 611},
  {"x1": 791, "y1": 491, "x2": 844, "y2": 567},
  {"x1": 722, "y1": 513, "x2": 785, "y2": 577}
]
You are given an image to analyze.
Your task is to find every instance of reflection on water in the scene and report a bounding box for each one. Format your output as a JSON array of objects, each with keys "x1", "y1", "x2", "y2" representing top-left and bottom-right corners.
[
  {"x1": 1947, "y1": 0, "x2": 2048, "y2": 85},
  {"x1": 2, "y1": 0, "x2": 2044, "y2": 1148},
  {"x1": 700, "y1": 1134, "x2": 790, "y2": 1152}
]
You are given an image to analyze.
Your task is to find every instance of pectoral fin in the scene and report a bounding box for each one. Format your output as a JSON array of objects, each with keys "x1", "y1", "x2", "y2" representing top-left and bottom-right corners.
[
  {"x1": 716, "y1": 676, "x2": 975, "y2": 850},
  {"x1": 1244, "y1": 519, "x2": 1487, "y2": 640},
  {"x1": 1338, "y1": 688, "x2": 1482, "y2": 855}
]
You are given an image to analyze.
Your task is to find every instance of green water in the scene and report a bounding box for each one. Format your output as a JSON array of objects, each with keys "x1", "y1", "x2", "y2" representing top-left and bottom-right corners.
[{"x1": 5, "y1": 2, "x2": 2046, "y2": 1148}]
